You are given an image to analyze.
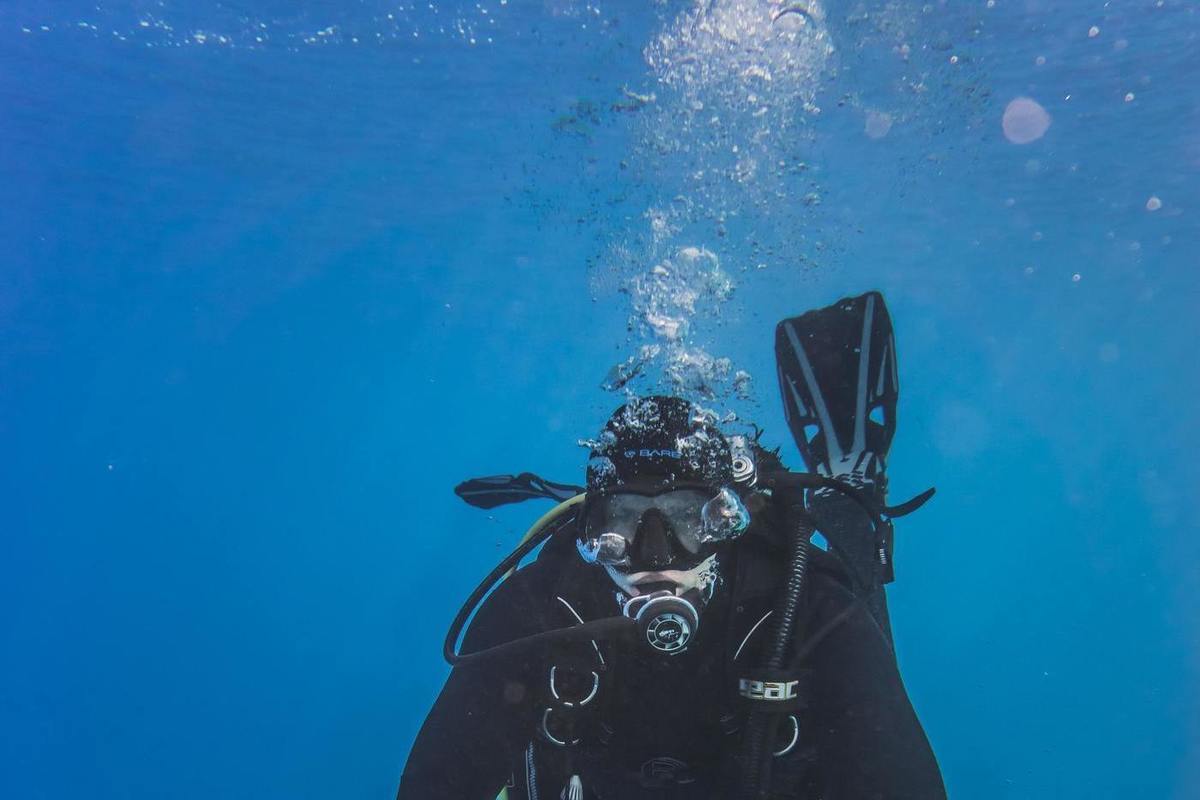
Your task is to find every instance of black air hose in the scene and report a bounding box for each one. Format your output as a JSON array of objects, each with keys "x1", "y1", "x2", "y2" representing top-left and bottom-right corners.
[
  {"x1": 767, "y1": 514, "x2": 812, "y2": 666},
  {"x1": 740, "y1": 501, "x2": 814, "y2": 800},
  {"x1": 444, "y1": 505, "x2": 636, "y2": 665}
]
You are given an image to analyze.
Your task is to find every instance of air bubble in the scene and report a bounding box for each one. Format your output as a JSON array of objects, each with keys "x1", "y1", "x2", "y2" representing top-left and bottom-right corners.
[
  {"x1": 1002, "y1": 97, "x2": 1051, "y2": 144},
  {"x1": 864, "y1": 110, "x2": 893, "y2": 139}
]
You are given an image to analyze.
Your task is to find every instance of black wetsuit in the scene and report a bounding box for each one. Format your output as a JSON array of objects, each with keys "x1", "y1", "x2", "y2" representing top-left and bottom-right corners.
[{"x1": 398, "y1": 520, "x2": 946, "y2": 800}]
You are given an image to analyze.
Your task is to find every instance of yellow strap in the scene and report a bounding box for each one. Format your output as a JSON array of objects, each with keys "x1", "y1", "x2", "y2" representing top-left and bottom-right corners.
[{"x1": 505, "y1": 493, "x2": 587, "y2": 578}]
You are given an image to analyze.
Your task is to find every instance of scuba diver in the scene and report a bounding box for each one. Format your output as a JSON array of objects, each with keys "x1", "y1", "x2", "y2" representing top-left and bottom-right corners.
[{"x1": 397, "y1": 292, "x2": 946, "y2": 799}]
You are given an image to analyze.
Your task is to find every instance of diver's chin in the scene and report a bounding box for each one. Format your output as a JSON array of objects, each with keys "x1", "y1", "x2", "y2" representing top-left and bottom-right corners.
[
  {"x1": 629, "y1": 579, "x2": 682, "y2": 597},
  {"x1": 602, "y1": 565, "x2": 683, "y2": 598},
  {"x1": 602, "y1": 554, "x2": 719, "y2": 599}
]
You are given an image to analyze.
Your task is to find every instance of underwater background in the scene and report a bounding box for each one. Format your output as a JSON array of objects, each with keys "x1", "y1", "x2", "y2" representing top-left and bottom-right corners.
[{"x1": 2, "y1": 1, "x2": 1197, "y2": 797}]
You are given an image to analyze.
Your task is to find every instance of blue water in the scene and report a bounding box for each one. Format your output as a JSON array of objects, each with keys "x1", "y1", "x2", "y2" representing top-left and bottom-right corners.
[{"x1": 2, "y1": 1, "x2": 1197, "y2": 798}]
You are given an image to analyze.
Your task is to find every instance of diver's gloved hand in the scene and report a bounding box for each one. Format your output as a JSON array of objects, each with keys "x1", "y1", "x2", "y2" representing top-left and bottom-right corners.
[{"x1": 806, "y1": 481, "x2": 885, "y2": 593}]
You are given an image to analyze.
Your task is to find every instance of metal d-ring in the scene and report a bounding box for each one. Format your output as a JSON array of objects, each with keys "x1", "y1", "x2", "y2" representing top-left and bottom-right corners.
[
  {"x1": 549, "y1": 665, "x2": 600, "y2": 708},
  {"x1": 540, "y1": 707, "x2": 581, "y2": 747},
  {"x1": 773, "y1": 714, "x2": 800, "y2": 757}
]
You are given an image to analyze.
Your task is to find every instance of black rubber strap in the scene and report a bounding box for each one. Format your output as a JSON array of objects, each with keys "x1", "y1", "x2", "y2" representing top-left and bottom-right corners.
[
  {"x1": 792, "y1": 599, "x2": 861, "y2": 663},
  {"x1": 881, "y1": 486, "x2": 936, "y2": 518}
]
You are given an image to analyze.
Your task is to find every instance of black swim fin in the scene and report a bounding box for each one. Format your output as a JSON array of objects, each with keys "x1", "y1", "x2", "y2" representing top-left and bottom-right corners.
[
  {"x1": 775, "y1": 291, "x2": 922, "y2": 646},
  {"x1": 775, "y1": 290, "x2": 899, "y2": 489},
  {"x1": 454, "y1": 472, "x2": 584, "y2": 509}
]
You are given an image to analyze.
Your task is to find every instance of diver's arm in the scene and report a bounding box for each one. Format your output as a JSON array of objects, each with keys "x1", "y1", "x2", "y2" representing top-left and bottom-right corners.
[
  {"x1": 807, "y1": 580, "x2": 947, "y2": 800},
  {"x1": 396, "y1": 570, "x2": 546, "y2": 800},
  {"x1": 397, "y1": 664, "x2": 528, "y2": 798}
]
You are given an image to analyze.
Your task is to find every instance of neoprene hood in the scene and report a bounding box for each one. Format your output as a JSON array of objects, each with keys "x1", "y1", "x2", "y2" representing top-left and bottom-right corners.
[{"x1": 586, "y1": 396, "x2": 733, "y2": 491}]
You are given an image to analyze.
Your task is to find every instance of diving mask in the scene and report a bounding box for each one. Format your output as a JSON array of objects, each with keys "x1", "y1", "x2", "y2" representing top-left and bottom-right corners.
[{"x1": 576, "y1": 484, "x2": 750, "y2": 569}]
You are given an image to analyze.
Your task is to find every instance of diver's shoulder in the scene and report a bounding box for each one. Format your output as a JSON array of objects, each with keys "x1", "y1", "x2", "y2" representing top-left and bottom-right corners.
[
  {"x1": 806, "y1": 546, "x2": 855, "y2": 590},
  {"x1": 735, "y1": 527, "x2": 854, "y2": 587},
  {"x1": 477, "y1": 549, "x2": 579, "y2": 616}
]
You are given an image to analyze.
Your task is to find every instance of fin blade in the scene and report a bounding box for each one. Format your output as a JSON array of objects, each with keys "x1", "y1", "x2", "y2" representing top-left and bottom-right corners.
[
  {"x1": 455, "y1": 473, "x2": 584, "y2": 509},
  {"x1": 775, "y1": 290, "x2": 898, "y2": 480}
]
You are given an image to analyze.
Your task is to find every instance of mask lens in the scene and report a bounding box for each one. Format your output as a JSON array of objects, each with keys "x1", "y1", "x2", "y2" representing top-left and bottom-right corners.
[
  {"x1": 581, "y1": 487, "x2": 750, "y2": 563},
  {"x1": 600, "y1": 493, "x2": 654, "y2": 534},
  {"x1": 647, "y1": 490, "x2": 709, "y2": 552},
  {"x1": 577, "y1": 531, "x2": 629, "y2": 565}
]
